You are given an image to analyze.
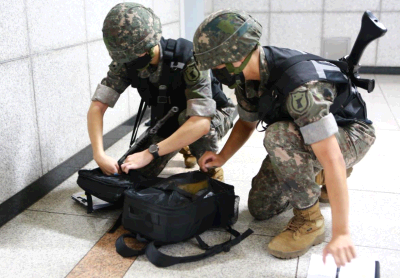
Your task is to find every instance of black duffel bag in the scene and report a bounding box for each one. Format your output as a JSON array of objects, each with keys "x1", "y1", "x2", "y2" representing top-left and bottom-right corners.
[
  {"x1": 115, "y1": 171, "x2": 253, "y2": 267},
  {"x1": 77, "y1": 168, "x2": 150, "y2": 213}
]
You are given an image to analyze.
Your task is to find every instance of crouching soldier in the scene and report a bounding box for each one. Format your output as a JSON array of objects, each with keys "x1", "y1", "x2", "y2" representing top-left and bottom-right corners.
[
  {"x1": 194, "y1": 10, "x2": 375, "y2": 266},
  {"x1": 87, "y1": 3, "x2": 235, "y2": 181}
]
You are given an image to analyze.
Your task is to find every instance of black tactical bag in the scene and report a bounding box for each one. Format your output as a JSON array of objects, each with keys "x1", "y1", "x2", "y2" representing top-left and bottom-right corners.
[
  {"x1": 76, "y1": 168, "x2": 149, "y2": 213},
  {"x1": 115, "y1": 171, "x2": 253, "y2": 267}
]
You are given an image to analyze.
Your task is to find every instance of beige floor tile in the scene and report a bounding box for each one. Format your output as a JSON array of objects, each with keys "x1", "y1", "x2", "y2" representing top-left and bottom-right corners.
[{"x1": 0, "y1": 210, "x2": 114, "y2": 278}]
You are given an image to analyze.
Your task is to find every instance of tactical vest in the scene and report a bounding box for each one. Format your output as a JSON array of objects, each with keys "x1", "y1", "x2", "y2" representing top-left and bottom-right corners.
[
  {"x1": 127, "y1": 37, "x2": 229, "y2": 138},
  {"x1": 258, "y1": 46, "x2": 372, "y2": 127}
]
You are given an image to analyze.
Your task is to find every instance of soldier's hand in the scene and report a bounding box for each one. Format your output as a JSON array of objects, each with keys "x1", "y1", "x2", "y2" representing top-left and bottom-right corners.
[
  {"x1": 121, "y1": 150, "x2": 153, "y2": 174},
  {"x1": 323, "y1": 233, "x2": 356, "y2": 267},
  {"x1": 95, "y1": 154, "x2": 121, "y2": 176},
  {"x1": 198, "y1": 151, "x2": 226, "y2": 172}
]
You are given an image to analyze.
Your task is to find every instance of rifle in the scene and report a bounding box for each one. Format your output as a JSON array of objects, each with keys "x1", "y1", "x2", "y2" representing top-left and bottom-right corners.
[
  {"x1": 118, "y1": 106, "x2": 179, "y2": 166},
  {"x1": 341, "y1": 10, "x2": 387, "y2": 93}
]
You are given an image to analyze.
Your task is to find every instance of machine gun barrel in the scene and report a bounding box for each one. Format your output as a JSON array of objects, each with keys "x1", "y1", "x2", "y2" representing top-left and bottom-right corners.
[
  {"x1": 347, "y1": 10, "x2": 387, "y2": 72},
  {"x1": 343, "y1": 11, "x2": 387, "y2": 92},
  {"x1": 118, "y1": 106, "x2": 179, "y2": 166}
]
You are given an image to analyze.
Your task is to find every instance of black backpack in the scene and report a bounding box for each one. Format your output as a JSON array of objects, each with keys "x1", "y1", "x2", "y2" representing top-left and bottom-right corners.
[{"x1": 115, "y1": 171, "x2": 253, "y2": 267}]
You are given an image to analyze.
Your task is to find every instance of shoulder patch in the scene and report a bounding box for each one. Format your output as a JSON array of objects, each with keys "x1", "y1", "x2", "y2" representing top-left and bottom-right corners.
[
  {"x1": 183, "y1": 61, "x2": 200, "y2": 85},
  {"x1": 289, "y1": 91, "x2": 311, "y2": 114},
  {"x1": 109, "y1": 61, "x2": 124, "y2": 74}
]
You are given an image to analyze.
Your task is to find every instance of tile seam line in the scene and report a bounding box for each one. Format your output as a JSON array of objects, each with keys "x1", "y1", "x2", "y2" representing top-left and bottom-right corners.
[
  {"x1": 25, "y1": 208, "x2": 118, "y2": 220},
  {"x1": 26, "y1": 208, "x2": 118, "y2": 219},
  {"x1": 249, "y1": 233, "x2": 400, "y2": 252},
  {"x1": 83, "y1": 0, "x2": 92, "y2": 100},
  {"x1": 320, "y1": 0, "x2": 325, "y2": 56},
  {"x1": 23, "y1": 0, "x2": 44, "y2": 176},
  {"x1": 0, "y1": 38, "x2": 104, "y2": 66},
  {"x1": 376, "y1": 81, "x2": 400, "y2": 129},
  {"x1": 375, "y1": 0, "x2": 383, "y2": 65},
  {"x1": 30, "y1": 39, "x2": 103, "y2": 58}
]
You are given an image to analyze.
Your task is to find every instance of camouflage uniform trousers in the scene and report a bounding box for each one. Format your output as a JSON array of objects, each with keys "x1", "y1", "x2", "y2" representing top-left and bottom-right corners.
[
  {"x1": 136, "y1": 99, "x2": 236, "y2": 178},
  {"x1": 248, "y1": 120, "x2": 376, "y2": 220}
]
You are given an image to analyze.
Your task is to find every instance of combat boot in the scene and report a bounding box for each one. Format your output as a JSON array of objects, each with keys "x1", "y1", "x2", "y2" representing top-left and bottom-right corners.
[
  {"x1": 316, "y1": 167, "x2": 353, "y2": 203},
  {"x1": 179, "y1": 146, "x2": 197, "y2": 168},
  {"x1": 267, "y1": 201, "x2": 325, "y2": 259},
  {"x1": 207, "y1": 167, "x2": 224, "y2": 182}
]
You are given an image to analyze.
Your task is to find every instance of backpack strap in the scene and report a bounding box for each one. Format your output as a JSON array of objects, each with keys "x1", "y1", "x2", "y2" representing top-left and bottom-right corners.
[
  {"x1": 115, "y1": 233, "x2": 147, "y2": 257},
  {"x1": 154, "y1": 39, "x2": 177, "y2": 123},
  {"x1": 145, "y1": 228, "x2": 253, "y2": 267},
  {"x1": 107, "y1": 213, "x2": 123, "y2": 234},
  {"x1": 85, "y1": 192, "x2": 93, "y2": 214}
]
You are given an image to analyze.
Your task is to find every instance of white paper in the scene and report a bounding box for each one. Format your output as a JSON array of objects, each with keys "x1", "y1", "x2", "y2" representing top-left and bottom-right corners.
[{"x1": 307, "y1": 254, "x2": 377, "y2": 278}]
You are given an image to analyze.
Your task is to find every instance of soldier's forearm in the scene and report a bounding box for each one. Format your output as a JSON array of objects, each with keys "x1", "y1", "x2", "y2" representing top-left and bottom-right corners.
[
  {"x1": 312, "y1": 135, "x2": 350, "y2": 237},
  {"x1": 87, "y1": 102, "x2": 107, "y2": 159},
  {"x1": 157, "y1": 116, "x2": 211, "y2": 156},
  {"x1": 219, "y1": 118, "x2": 257, "y2": 162}
]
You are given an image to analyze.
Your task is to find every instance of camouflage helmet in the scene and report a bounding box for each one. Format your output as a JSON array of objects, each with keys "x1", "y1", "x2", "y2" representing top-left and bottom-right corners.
[
  {"x1": 193, "y1": 10, "x2": 262, "y2": 71},
  {"x1": 102, "y1": 3, "x2": 162, "y2": 63}
]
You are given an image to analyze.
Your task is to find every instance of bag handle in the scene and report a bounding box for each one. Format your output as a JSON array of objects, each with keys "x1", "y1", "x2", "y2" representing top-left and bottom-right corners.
[
  {"x1": 145, "y1": 228, "x2": 253, "y2": 267},
  {"x1": 115, "y1": 233, "x2": 147, "y2": 257}
]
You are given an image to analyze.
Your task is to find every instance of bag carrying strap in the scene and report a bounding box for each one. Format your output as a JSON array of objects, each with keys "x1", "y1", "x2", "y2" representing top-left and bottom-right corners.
[
  {"x1": 85, "y1": 192, "x2": 93, "y2": 214},
  {"x1": 129, "y1": 98, "x2": 147, "y2": 148},
  {"x1": 154, "y1": 39, "x2": 177, "y2": 123},
  {"x1": 108, "y1": 213, "x2": 123, "y2": 234},
  {"x1": 115, "y1": 233, "x2": 147, "y2": 257},
  {"x1": 145, "y1": 228, "x2": 253, "y2": 267}
]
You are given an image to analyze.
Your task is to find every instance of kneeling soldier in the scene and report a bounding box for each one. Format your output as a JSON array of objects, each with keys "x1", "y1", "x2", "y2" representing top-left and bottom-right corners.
[
  {"x1": 194, "y1": 10, "x2": 375, "y2": 266},
  {"x1": 87, "y1": 3, "x2": 235, "y2": 181}
]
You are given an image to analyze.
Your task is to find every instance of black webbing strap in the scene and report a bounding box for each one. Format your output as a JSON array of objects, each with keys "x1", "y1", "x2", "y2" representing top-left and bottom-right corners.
[
  {"x1": 145, "y1": 228, "x2": 254, "y2": 268},
  {"x1": 107, "y1": 213, "x2": 123, "y2": 234},
  {"x1": 267, "y1": 53, "x2": 349, "y2": 91},
  {"x1": 115, "y1": 233, "x2": 147, "y2": 257},
  {"x1": 154, "y1": 39, "x2": 177, "y2": 122},
  {"x1": 85, "y1": 192, "x2": 93, "y2": 214},
  {"x1": 129, "y1": 98, "x2": 147, "y2": 148}
]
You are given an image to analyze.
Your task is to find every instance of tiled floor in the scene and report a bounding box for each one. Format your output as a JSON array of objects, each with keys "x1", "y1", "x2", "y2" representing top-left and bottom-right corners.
[{"x1": 0, "y1": 74, "x2": 399, "y2": 277}]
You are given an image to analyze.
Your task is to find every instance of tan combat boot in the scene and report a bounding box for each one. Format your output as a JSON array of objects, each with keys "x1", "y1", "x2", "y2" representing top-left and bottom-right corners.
[
  {"x1": 316, "y1": 167, "x2": 353, "y2": 203},
  {"x1": 179, "y1": 146, "x2": 197, "y2": 168},
  {"x1": 267, "y1": 201, "x2": 325, "y2": 259},
  {"x1": 207, "y1": 167, "x2": 224, "y2": 182}
]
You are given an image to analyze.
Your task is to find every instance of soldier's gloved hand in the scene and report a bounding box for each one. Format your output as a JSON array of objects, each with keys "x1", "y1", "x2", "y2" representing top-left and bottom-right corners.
[
  {"x1": 95, "y1": 154, "x2": 121, "y2": 176},
  {"x1": 198, "y1": 151, "x2": 226, "y2": 172},
  {"x1": 121, "y1": 150, "x2": 153, "y2": 174},
  {"x1": 323, "y1": 233, "x2": 357, "y2": 267}
]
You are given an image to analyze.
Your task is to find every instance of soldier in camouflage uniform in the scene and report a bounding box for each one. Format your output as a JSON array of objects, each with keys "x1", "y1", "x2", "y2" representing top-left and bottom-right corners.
[
  {"x1": 194, "y1": 10, "x2": 375, "y2": 266},
  {"x1": 87, "y1": 3, "x2": 235, "y2": 181}
]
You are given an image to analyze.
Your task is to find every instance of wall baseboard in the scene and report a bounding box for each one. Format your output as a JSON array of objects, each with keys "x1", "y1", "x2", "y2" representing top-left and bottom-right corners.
[{"x1": 359, "y1": 66, "x2": 400, "y2": 75}]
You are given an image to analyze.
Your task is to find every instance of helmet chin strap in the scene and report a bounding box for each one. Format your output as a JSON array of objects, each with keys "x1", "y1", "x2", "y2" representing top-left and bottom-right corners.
[{"x1": 224, "y1": 47, "x2": 257, "y2": 88}]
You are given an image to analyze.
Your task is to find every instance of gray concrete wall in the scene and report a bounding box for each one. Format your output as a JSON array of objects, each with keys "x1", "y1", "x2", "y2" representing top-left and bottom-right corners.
[
  {"x1": 0, "y1": 0, "x2": 181, "y2": 204},
  {"x1": 205, "y1": 0, "x2": 399, "y2": 66}
]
